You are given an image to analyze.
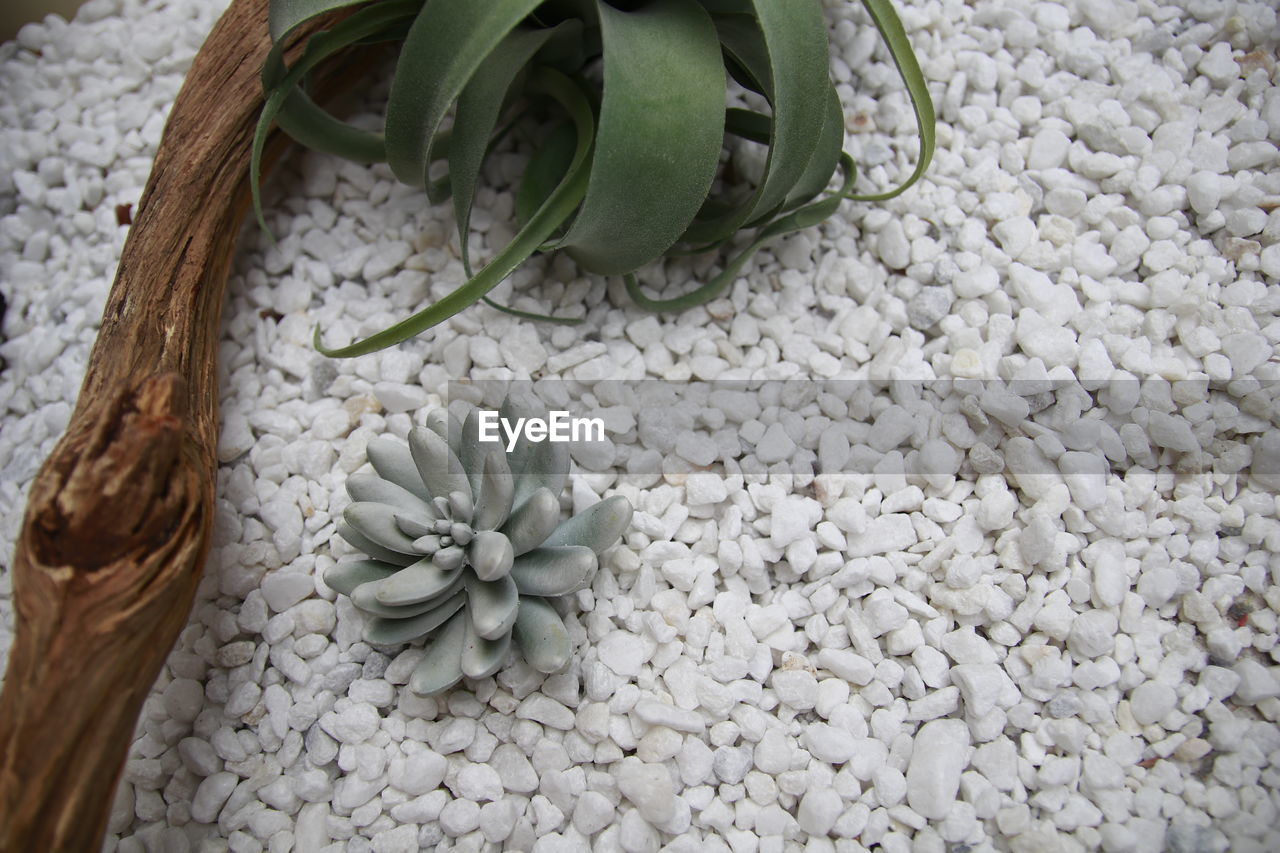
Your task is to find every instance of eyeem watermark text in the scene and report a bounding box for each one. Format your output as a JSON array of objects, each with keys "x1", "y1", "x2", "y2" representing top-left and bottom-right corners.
[{"x1": 477, "y1": 410, "x2": 606, "y2": 452}]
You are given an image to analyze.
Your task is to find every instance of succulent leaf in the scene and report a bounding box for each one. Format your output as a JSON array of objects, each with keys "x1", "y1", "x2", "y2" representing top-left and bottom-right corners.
[
  {"x1": 365, "y1": 591, "x2": 467, "y2": 646},
  {"x1": 512, "y1": 596, "x2": 573, "y2": 674},
  {"x1": 471, "y1": 448, "x2": 515, "y2": 531},
  {"x1": 509, "y1": 546, "x2": 597, "y2": 597},
  {"x1": 323, "y1": 559, "x2": 399, "y2": 596},
  {"x1": 500, "y1": 487, "x2": 561, "y2": 556},
  {"x1": 344, "y1": 502, "x2": 425, "y2": 554},
  {"x1": 352, "y1": 575, "x2": 464, "y2": 619},
  {"x1": 336, "y1": 521, "x2": 419, "y2": 567},
  {"x1": 468, "y1": 530, "x2": 515, "y2": 582},
  {"x1": 366, "y1": 437, "x2": 433, "y2": 502},
  {"x1": 457, "y1": 406, "x2": 490, "y2": 500},
  {"x1": 465, "y1": 574, "x2": 520, "y2": 640},
  {"x1": 461, "y1": 614, "x2": 514, "y2": 679},
  {"x1": 374, "y1": 559, "x2": 464, "y2": 607},
  {"x1": 331, "y1": 399, "x2": 632, "y2": 694},
  {"x1": 543, "y1": 494, "x2": 634, "y2": 554},
  {"x1": 408, "y1": 426, "x2": 471, "y2": 506},
  {"x1": 345, "y1": 472, "x2": 439, "y2": 519},
  {"x1": 408, "y1": 610, "x2": 469, "y2": 694}
]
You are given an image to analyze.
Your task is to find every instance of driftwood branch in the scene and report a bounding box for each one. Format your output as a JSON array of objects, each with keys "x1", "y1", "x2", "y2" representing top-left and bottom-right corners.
[{"x1": 0, "y1": 1, "x2": 352, "y2": 848}]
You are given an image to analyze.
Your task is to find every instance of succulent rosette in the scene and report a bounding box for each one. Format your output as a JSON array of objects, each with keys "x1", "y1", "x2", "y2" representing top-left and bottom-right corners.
[{"x1": 324, "y1": 396, "x2": 632, "y2": 694}]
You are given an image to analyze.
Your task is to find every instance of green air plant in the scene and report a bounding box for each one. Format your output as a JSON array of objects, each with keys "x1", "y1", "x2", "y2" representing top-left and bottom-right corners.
[
  {"x1": 324, "y1": 396, "x2": 632, "y2": 694},
  {"x1": 255, "y1": 0, "x2": 935, "y2": 356}
]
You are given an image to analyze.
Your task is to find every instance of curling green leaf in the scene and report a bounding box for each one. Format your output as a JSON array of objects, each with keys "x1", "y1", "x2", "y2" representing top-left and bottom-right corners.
[
  {"x1": 557, "y1": 0, "x2": 724, "y2": 275},
  {"x1": 626, "y1": 153, "x2": 855, "y2": 311},
  {"x1": 848, "y1": 0, "x2": 936, "y2": 201},
  {"x1": 452, "y1": 25, "x2": 561, "y2": 276},
  {"x1": 385, "y1": 0, "x2": 543, "y2": 191},
  {"x1": 316, "y1": 68, "x2": 595, "y2": 357}
]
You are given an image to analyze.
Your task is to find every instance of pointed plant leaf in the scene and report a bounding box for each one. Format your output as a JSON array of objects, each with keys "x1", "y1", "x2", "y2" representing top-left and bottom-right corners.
[
  {"x1": 559, "y1": 0, "x2": 724, "y2": 275},
  {"x1": 337, "y1": 520, "x2": 419, "y2": 567},
  {"x1": 682, "y1": 0, "x2": 830, "y2": 245},
  {"x1": 384, "y1": 0, "x2": 544, "y2": 189},
  {"x1": 510, "y1": 545, "x2": 597, "y2": 596},
  {"x1": 460, "y1": 612, "x2": 513, "y2": 679},
  {"x1": 408, "y1": 609, "x2": 469, "y2": 694},
  {"x1": 500, "y1": 392, "x2": 554, "y2": 506},
  {"x1": 542, "y1": 495, "x2": 633, "y2": 554},
  {"x1": 352, "y1": 574, "x2": 466, "y2": 619},
  {"x1": 374, "y1": 560, "x2": 464, "y2": 606},
  {"x1": 472, "y1": 447, "x2": 515, "y2": 531},
  {"x1": 253, "y1": 0, "x2": 420, "y2": 234},
  {"x1": 500, "y1": 487, "x2": 561, "y2": 556},
  {"x1": 425, "y1": 407, "x2": 461, "y2": 449},
  {"x1": 275, "y1": 90, "x2": 387, "y2": 164},
  {"x1": 268, "y1": 0, "x2": 372, "y2": 42},
  {"x1": 395, "y1": 514, "x2": 435, "y2": 538},
  {"x1": 314, "y1": 67, "x2": 595, "y2": 357},
  {"x1": 466, "y1": 574, "x2": 520, "y2": 640},
  {"x1": 366, "y1": 437, "x2": 432, "y2": 502},
  {"x1": 346, "y1": 471, "x2": 438, "y2": 519},
  {"x1": 626, "y1": 154, "x2": 855, "y2": 311},
  {"x1": 344, "y1": 502, "x2": 423, "y2": 555},
  {"x1": 512, "y1": 596, "x2": 573, "y2": 674},
  {"x1": 453, "y1": 25, "x2": 560, "y2": 276},
  {"x1": 469, "y1": 530, "x2": 515, "y2": 582},
  {"x1": 363, "y1": 590, "x2": 467, "y2": 646},
  {"x1": 515, "y1": 122, "x2": 576, "y2": 228},
  {"x1": 457, "y1": 406, "x2": 489, "y2": 502},
  {"x1": 782, "y1": 85, "x2": 844, "y2": 211},
  {"x1": 408, "y1": 426, "x2": 471, "y2": 506},
  {"x1": 847, "y1": 0, "x2": 936, "y2": 201},
  {"x1": 323, "y1": 559, "x2": 399, "y2": 596},
  {"x1": 520, "y1": 439, "x2": 569, "y2": 517}
]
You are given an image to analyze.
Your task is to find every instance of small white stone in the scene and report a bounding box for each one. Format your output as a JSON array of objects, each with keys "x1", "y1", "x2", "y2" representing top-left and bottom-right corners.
[
  {"x1": 381, "y1": 751, "x2": 438, "y2": 801},
  {"x1": 905, "y1": 719, "x2": 970, "y2": 820},
  {"x1": 1028, "y1": 128, "x2": 1071, "y2": 169},
  {"x1": 755, "y1": 422, "x2": 797, "y2": 464},
  {"x1": 1146, "y1": 412, "x2": 1199, "y2": 452},
  {"x1": 616, "y1": 759, "x2": 675, "y2": 824},
  {"x1": 1232, "y1": 660, "x2": 1280, "y2": 704},
  {"x1": 319, "y1": 703, "x2": 380, "y2": 744},
  {"x1": 1067, "y1": 610, "x2": 1117, "y2": 660},
  {"x1": 1057, "y1": 451, "x2": 1107, "y2": 511},
  {"x1": 454, "y1": 763, "x2": 504, "y2": 802},
  {"x1": 439, "y1": 799, "x2": 481, "y2": 836},
  {"x1": 260, "y1": 572, "x2": 313, "y2": 612},
  {"x1": 572, "y1": 790, "x2": 616, "y2": 837},
  {"x1": 598, "y1": 632, "x2": 647, "y2": 677},
  {"x1": 771, "y1": 670, "x2": 819, "y2": 710},
  {"x1": 770, "y1": 496, "x2": 822, "y2": 548},
  {"x1": 633, "y1": 699, "x2": 705, "y2": 733},
  {"x1": 1129, "y1": 681, "x2": 1177, "y2": 725},
  {"x1": 163, "y1": 679, "x2": 205, "y2": 723},
  {"x1": 190, "y1": 772, "x2": 238, "y2": 823},
  {"x1": 798, "y1": 787, "x2": 844, "y2": 835},
  {"x1": 817, "y1": 649, "x2": 875, "y2": 685},
  {"x1": 802, "y1": 723, "x2": 858, "y2": 764},
  {"x1": 877, "y1": 219, "x2": 911, "y2": 269},
  {"x1": 373, "y1": 382, "x2": 428, "y2": 414},
  {"x1": 516, "y1": 694, "x2": 575, "y2": 730},
  {"x1": 1220, "y1": 333, "x2": 1271, "y2": 375},
  {"x1": 684, "y1": 472, "x2": 728, "y2": 505}
]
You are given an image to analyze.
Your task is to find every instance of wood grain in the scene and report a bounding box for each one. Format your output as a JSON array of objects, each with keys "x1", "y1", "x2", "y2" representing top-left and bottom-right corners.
[{"x1": 0, "y1": 0, "x2": 349, "y2": 847}]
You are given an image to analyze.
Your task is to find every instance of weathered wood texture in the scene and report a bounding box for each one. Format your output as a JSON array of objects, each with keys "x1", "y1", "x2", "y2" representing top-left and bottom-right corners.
[{"x1": 0, "y1": 0, "x2": 343, "y2": 848}]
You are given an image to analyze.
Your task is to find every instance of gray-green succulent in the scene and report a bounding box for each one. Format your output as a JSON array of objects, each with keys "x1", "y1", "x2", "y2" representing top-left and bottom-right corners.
[{"x1": 324, "y1": 396, "x2": 632, "y2": 695}]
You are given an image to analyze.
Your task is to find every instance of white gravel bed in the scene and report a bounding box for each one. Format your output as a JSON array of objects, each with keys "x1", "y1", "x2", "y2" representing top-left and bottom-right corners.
[{"x1": 2, "y1": 1, "x2": 1280, "y2": 852}]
